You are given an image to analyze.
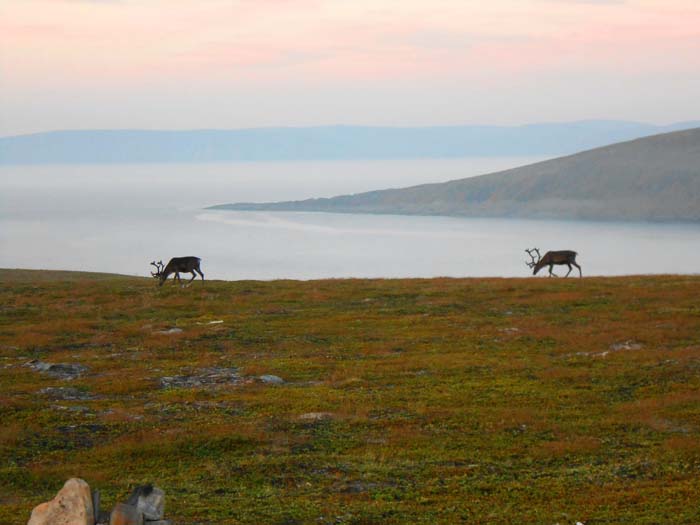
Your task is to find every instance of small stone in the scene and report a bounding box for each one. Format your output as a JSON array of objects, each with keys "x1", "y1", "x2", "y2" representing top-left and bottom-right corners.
[
  {"x1": 160, "y1": 367, "x2": 240, "y2": 388},
  {"x1": 338, "y1": 480, "x2": 378, "y2": 494},
  {"x1": 155, "y1": 328, "x2": 182, "y2": 335},
  {"x1": 39, "y1": 387, "x2": 93, "y2": 401},
  {"x1": 299, "y1": 412, "x2": 334, "y2": 422},
  {"x1": 610, "y1": 340, "x2": 643, "y2": 351},
  {"x1": 259, "y1": 374, "x2": 285, "y2": 385},
  {"x1": 109, "y1": 503, "x2": 143, "y2": 525},
  {"x1": 27, "y1": 478, "x2": 94, "y2": 525},
  {"x1": 26, "y1": 360, "x2": 88, "y2": 380}
]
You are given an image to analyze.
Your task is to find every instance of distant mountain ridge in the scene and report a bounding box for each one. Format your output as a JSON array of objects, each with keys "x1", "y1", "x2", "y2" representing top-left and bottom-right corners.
[
  {"x1": 210, "y1": 127, "x2": 700, "y2": 223},
  {"x1": 1, "y1": 120, "x2": 699, "y2": 164}
]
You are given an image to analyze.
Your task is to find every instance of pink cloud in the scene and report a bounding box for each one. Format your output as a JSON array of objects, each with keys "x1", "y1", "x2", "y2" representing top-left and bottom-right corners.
[
  {"x1": 1, "y1": 0, "x2": 698, "y2": 111},
  {"x1": 4, "y1": 1, "x2": 697, "y2": 78}
]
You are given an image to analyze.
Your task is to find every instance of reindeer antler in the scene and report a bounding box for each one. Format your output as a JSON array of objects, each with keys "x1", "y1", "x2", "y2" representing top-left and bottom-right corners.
[
  {"x1": 524, "y1": 248, "x2": 541, "y2": 269},
  {"x1": 150, "y1": 260, "x2": 165, "y2": 278}
]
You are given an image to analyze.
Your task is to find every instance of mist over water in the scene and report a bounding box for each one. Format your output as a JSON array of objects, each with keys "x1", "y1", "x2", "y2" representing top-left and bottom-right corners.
[{"x1": 1, "y1": 158, "x2": 699, "y2": 280}]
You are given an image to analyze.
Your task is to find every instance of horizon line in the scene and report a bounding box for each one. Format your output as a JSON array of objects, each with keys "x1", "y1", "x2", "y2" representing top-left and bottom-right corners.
[{"x1": 3, "y1": 118, "x2": 700, "y2": 139}]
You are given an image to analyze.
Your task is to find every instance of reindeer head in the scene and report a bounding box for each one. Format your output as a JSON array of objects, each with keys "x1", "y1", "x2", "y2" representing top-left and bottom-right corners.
[
  {"x1": 524, "y1": 248, "x2": 542, "y2": 275},
  {"x1": 150, "y1": 260, "x2": 164, "y2": 279}
]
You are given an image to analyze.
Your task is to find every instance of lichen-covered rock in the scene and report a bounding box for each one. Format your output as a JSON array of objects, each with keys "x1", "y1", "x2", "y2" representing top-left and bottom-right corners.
[
  {"x1": 299, "y1": 412, "x2": 334, "y2": 422},
  {"x1": 27, "y1": 478, "x2": 94, "y2": 525},
  {"x1": 109, "y1": 503, "x2": 143, "y2": 525},
  {"x1": 155, "y1": 328, "x2": 183, "y2": 335},
  {"x1": 26, "y1": 360, "x2": 88, "y2": 380},
  {"x1": 126, "y1": 485, "x2": 165, "y2": 521},
  {"x1": 160, "y1": 367, "x2": 240, "y2": 388},
  {"x1": 39, "y1": 387, "x2": 94, "y2": 401},
  {"x1": 259, "y1": 374, "x2": 285, "y2": 385}
]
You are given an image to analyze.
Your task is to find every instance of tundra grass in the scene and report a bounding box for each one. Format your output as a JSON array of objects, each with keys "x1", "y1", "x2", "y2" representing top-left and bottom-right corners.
[{"x1": 1, "y1": 270, "x2": 700, "y2": 524}]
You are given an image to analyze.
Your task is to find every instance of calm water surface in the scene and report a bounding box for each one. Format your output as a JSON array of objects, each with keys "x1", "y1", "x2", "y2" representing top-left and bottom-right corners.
[{"x1": 1, "y1": 159, "x2": 699, "y2": 279}]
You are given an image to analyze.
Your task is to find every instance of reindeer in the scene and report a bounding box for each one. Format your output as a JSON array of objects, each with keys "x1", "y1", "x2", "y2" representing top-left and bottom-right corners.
[
  {"x1": 525, "y1": 248, "x2": 582, "y2": 278},
  {"x1": 153, "y1": 256, "x2": 204, "y2": 286}
]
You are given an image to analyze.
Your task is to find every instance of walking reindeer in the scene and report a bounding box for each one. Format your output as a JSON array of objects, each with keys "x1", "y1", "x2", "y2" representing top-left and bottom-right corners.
[
  {"x1": 150, "y1": 257, "x2": 204, "y2": 286},
  {"x1": 525, "y1": 248, "x2": 582, "y2": 278}
]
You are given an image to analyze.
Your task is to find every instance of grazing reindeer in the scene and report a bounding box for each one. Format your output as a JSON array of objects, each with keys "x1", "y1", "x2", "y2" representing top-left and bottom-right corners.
[
  {"x1": 157, "y1": 256, "x2": 204, "y2": 286},
  {"x1": 525, "y1": 248, "x2": 582, "y2": 278}
]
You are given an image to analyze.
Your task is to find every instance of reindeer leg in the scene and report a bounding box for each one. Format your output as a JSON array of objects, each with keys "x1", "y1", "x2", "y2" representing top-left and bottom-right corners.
[
  {"x1": 564, "y1": 264, "x2": 572, "y2": 278},
  {"x1": 195, "y1": 267, "x2": 205, "y2": 281},
  {"x1": 173, "y1": 272, "x2": 181, "y2": 285},
  {"x1": 188, "y1": 271, "x2": 197, "y2": 283},
  {"x1": 548, "y1": 264, "x2": 558, "y2": 277},
  {"x1": 573, "y1": 262, "x2": 582, "y2": 278},
  {"x1": 177, "y1": 272, "x2": 187, "y2": 288}
]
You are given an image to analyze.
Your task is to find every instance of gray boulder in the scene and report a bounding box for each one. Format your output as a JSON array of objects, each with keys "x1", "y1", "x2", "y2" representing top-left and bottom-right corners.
[{"x1": 126, "y1": 485, "x2": 165, "y2": 521}]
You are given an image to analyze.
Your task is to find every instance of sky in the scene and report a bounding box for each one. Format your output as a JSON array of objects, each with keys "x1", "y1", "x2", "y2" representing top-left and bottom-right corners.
[{"x1": 1, "y1": 0, "x2": 699, "y2": 136}]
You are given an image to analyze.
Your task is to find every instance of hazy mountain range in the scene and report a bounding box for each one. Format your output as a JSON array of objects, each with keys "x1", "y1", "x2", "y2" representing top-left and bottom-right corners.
[
  {"x1": 210, "y1": 127, "x2": 700, "y2": 223},
  {"x1": 1, "y1": 121, "x2": 699, "y2": 164}
]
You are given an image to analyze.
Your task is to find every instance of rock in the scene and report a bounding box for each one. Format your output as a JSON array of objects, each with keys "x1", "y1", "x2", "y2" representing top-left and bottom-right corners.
[
  {"x1": 610, "y1": 340, "x2": 643, "y2": 351},
  {"x1": 160, "y1": 367, "x2": 241, "y2": 388},
  {"x1": 109, "y1": 503, "x2": 143, "y2": 525},
  {"x1": 259, "y1": 374, "x2": 285, "y2": 385},
  {"x1": 92, "y1": 490, "x2": 104, "y2": 524},
  {"x1": 92, "y1": 490, "x2": 100, "y2": 522},
  {"x1": 39, "y1": 387, "x2": 93, "y2": 401},
  {"x1": 299, "y1": 412, "x2": 334, "y2": 422},
  {"x1": 337, "y1": 480, "x2": 378, "y2": 494},
  {"x1": 26, "y1": 360, "x2": 88, "y2": 380},
  {"x1": 27, "y1": 477, "x2": 94, "y2": 525},
  {"x1": 155, "y1": 328, "x2": 182, "y2": 335},
  {"x1": 126, "y1": 485, "x2": 165, "y2": 521},
  {"x1": 142, "y1": 521, "x2": 171, "y2": 525}
]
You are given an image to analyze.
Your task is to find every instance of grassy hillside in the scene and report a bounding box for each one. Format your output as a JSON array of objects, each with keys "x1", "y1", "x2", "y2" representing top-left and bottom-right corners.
[
  {"x1": 212, "y1": 127, "x2": 700, "y2": 222},
  {"x1": 2, "y1": 270, "x2": 700, "y2": 524}
]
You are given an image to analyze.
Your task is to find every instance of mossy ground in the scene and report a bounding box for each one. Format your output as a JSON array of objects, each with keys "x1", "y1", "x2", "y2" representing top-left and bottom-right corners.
[{"x1": 1, "y1": 270, "x2": 700, "y2": 524}]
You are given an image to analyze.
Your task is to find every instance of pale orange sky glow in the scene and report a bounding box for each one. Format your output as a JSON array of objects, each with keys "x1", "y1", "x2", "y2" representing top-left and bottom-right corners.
[{"x1": 1, "y1": 0, "x2": 699, "y2": 135}]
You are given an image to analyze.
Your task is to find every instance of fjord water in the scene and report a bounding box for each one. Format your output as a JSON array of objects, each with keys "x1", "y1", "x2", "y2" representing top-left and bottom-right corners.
[{"x1": 1, "y1": 159, "x2": 699, "y2": 280}]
